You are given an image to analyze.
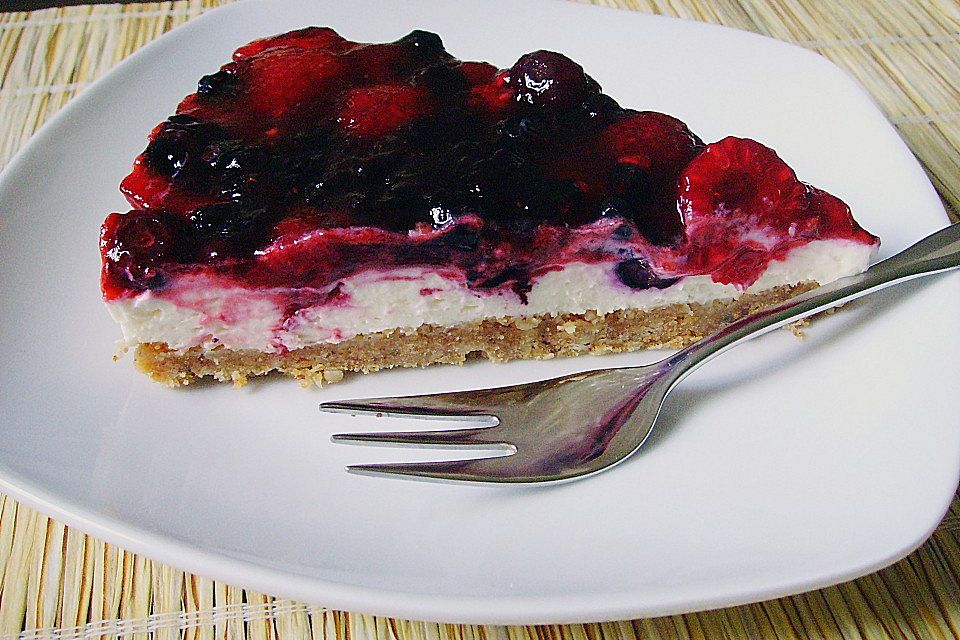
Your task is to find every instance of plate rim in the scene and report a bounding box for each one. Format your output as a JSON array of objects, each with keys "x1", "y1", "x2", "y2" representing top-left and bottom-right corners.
[{"x1": 0, "y1": 0, "x2": 957, "y2": 625}]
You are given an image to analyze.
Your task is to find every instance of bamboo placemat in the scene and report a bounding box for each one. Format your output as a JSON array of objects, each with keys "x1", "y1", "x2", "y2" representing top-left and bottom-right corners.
[{"x1": 1, "y1": 1, "x2": 959, "y2": 638}]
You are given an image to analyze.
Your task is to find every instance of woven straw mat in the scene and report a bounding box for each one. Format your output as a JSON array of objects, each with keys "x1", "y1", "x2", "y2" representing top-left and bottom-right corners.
[{"x1": 0, "y1": 1, "x2": 959, "y2": 639}]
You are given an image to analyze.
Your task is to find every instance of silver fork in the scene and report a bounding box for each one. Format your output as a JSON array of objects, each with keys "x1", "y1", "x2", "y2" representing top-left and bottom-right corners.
[{"x1": 322, "y1": 223, "x2": 960, "y2": 484}]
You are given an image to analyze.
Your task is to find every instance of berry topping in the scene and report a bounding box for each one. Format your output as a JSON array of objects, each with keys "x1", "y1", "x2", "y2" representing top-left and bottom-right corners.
[
  {"x1": 104, "y1": 26, "x2": 877, "y2": 302},
  {"x1": 395, "y1": 29, "x2": 447, "y2": 61},
  {"x1": 196, "y1": 66, "x2": 238, "y2": 98},
  {"x1": 468, "y1": 70, "x2": 514, "y2": 116},
  {"x1": 143, "y1": 118, "x2": 223, "y2": 178},
  {"x1": 603, "y1": 112, "x2": 703, "y2": 177},
  {"x1": 232, "y1": 27, "x2": 349, "y2": 60},
  {"x1": 100, "y1": 211, "x2": 183, "y2": 294},
  {"x1": 337, "y1": 85, "x2": 432, "y2": 138},
  {"x1": 510, "y1": 51, "x2": 599, "y2": 111},
  {"x1": 678, "y1": 136, "x2": 807, "y2": 226},
  {"x1": 242, "y1": 48, "x2": 346, "y2": 121}
]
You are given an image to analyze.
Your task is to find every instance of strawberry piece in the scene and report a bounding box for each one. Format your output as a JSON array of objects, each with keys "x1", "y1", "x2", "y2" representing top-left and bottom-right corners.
[
  {"x1": 232, "y1": 27, "x2": 349, "y2": 60},
  {"x1": 337, "y1": 85, "x2": 432, "y2": 138},
  {"x1": 244, "y1": 48, "x2": 346, "y2": 119},
  {"x1": 468, "y1": 70, "x2": 515, "y2": 117},
  {"x1": 251, "y1": 227, "x2": 399, "y2": 288}
]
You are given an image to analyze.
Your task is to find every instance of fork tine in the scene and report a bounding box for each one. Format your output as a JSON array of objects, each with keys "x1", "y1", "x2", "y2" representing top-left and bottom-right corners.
[
  {"x1": 346, "y1": 454, "x2": 525, "y2": 484},
  {"x1": 320, "y1": 395, "x2": 490, "y2": 419},
  {"x1": 331, "y1": 425, "x2": 507, "y2": 447}
]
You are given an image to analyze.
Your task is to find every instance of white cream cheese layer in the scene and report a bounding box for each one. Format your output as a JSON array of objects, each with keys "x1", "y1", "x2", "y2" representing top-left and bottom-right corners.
[{"x1": 107, "y1": 239, "x2": 877, "y2": 353}]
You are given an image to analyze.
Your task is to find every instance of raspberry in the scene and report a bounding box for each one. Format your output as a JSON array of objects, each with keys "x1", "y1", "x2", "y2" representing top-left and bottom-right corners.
[
  {"x1": 602, "y1": 111, "x2": 703, "y2": 178},
  {"x1": 798, "y1": 187, "x2": 879, "y2": 244},
  {"x1": 337, "y1": 85, "x2": 432, "y2": 138},
  {"x1": 679, "y1": 137, "x2": 807, "y2": 226},
  {"x1": 599, "y1": 112, "x2": 703, "y2": 245}
]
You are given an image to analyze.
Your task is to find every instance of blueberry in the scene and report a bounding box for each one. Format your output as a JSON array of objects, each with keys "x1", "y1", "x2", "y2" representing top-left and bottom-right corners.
[
  {"x1": 144, "y1": 138, "x2": 188, "y2": 176},
  {"x1": 611, "y1": 223, "x2": 634, "y2": 241},
  {"x1": 189, "y1": 203, "x2": 265, "y2": 241},
  {"x1": 510, "y1": 51, "x2": 597, "y2": 111},
  {"x1": 496, "y1": 116, "x2": 541, "y2": 146},
  {"x1": 396, "y1": 30, "x2": 446, "y2": 60},
  {"x1": 599, "y1": 196, "x2": 631, "y2": 219},
  {"x1": 616, "y1": 258, "x2": 679, "y2": 290},
  {"x1": 197, "y1": 68, "x2": 238, "y2": 97},
  {"x1": 112, "y1": 213, "x2": 178, "y2": 261},
  {"x1": 144, "y1": 119, "x2": 223, "y2": 179},
  {"x1": 572, "y1": 93, "x2": 622, "y2": 128},
  {"x1": 412, "y1": 62, "x2": 467, "y2": 95}
]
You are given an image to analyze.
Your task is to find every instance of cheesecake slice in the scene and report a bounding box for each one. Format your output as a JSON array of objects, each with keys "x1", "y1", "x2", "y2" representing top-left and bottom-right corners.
[{"x1": 100, "y1": 27, "x2": 879, "y2": 386}]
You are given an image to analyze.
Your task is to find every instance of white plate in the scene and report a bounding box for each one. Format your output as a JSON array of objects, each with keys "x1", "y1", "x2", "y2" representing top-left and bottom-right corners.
[{"x1": 0, "y1": 0, "x2": 958, "y2": 625}]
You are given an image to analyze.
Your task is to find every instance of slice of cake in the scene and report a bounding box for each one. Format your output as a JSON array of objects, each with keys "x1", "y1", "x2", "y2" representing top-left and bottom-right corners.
[{"x1": 99, "y1": 27, "x2": 879, "y2": 386}]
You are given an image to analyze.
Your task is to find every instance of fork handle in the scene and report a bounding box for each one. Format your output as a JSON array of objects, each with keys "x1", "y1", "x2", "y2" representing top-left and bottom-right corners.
[{"x1": 666, "y1": 222, "x2": 960, "y2": 377}]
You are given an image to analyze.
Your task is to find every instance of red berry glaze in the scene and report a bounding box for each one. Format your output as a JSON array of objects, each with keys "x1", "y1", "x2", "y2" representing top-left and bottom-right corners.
[
  {"x1": 337, "y1": 85, "x2": 432, "y2": 138},
  {"x1": 232, "y1": 26, "x2": 349, "y2": 60},
  {"x1": 101, "y1": 27, "x2": 878, "y2": 302}
]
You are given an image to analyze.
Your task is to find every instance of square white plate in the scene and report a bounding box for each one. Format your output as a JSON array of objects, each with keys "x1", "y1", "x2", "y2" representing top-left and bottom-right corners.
[{"x1": 0, "y1": 0, "x2": 958, "y2": 625}]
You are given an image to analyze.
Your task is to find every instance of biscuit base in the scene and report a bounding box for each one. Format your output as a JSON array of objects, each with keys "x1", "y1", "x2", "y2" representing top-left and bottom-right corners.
[{"x1": 132, "y1": 283, "x2": 816, "y2": 387}]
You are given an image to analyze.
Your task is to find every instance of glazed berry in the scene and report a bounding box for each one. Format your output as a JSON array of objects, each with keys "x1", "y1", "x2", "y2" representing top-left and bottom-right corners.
[
  {"x1": 197, "y1": 68, "x2": 238, "y2": 97},
  {"x1": 144, "y1": 138, "x2": 188, "y2": 176},
  {"x1": 143, "y1": 118, "x2": 223, "y2": 179},
  {"x1": 678, "y1": 137, "x2": 807, "y2": 226},
  {"x1": 616, "y1": 258, "x2": 679, "y2": 290},
  {"x1": 412, "y1": 61, "x2": 468, "y2": 96},
  {"x1": 468, "y1": 70, "x2": 514, "y2": 116},
  {"x1": 395, "y1": 30, "x2": 446, "y2": 61},
  {"x1": 337, "y1": 85, "x2": 432, "y2": 138},
  {"x1": 232, "y1": 27, "x2": 349, "y2": 60},
  {"x1": 600, "y1": 112, "x2": 704, "y2": 244},
  {"x1": 231, "y1": 47, "x2": 346, "y2": 124},
  {"x1": 603, "y1": 111, "x2": 703, "y2": 179},
  {"x1": 800, "y1": 187, "x2": 877, "y2": 244},
  {"x1": 100, "y1": 211, "x2": 182, "y2": 294},
  {"x1": 510, "y1": 51, "x2": 598, "y2": 111},
  {"x1": 562, "y1": 93, "x2": 623, "y2": 130}
]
